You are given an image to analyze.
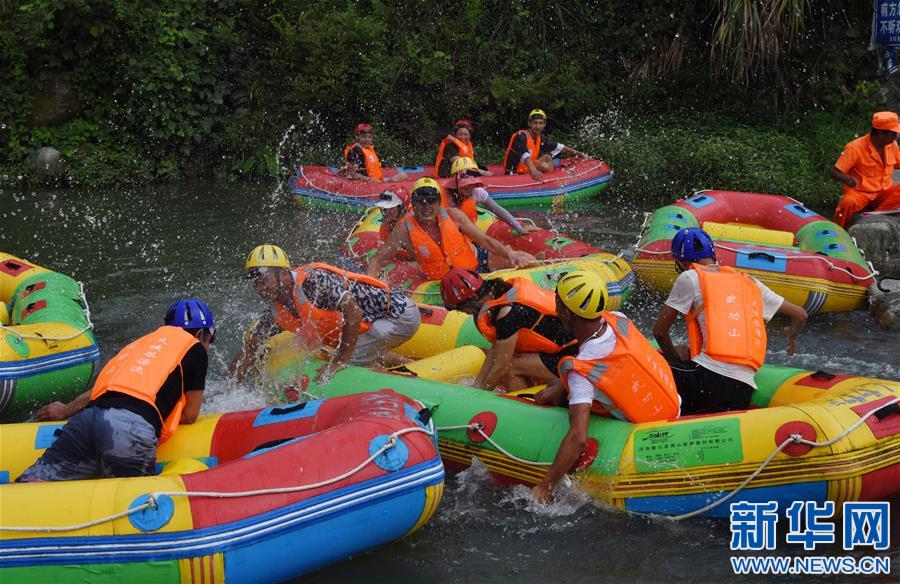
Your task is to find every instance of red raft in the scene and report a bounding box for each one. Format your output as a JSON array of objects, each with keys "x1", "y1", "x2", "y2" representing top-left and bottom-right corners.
[{"x1": 290, "y1": 158, "x2": 613, "y2": 210}]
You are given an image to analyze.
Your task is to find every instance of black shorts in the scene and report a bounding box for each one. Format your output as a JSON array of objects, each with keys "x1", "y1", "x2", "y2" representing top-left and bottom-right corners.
[
  {"x1": 538, "y1": 344, "x2": 580, "y2": 376},
  {"x1": 664, "y1": 356, "x2": 754, "y2": 415}
]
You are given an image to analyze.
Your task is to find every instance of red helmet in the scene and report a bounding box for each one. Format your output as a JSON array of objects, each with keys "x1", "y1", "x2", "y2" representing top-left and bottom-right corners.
[
  {"x1": 355, "y1": 123, "x2": 373, "y2": 134},
  {"x1": 454, "y1": 119, "x2": 474, "y2": 132},
  {"x1": 440, "y1": 268, "x2": 484, "y2": 309}
]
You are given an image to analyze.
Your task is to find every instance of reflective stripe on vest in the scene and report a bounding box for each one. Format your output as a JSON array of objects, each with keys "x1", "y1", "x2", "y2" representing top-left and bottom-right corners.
[
  {"x1": 503, "y1": 130, "x2": 541, "y2": 175},
  {"x1": 434, "y1": 136, "x2": 475, "y2": 177},
  {"x1": 475, "y1": 278, "x2": 571, "y2": 353},
  {"x1": 686, "y1": 264, "x2": 767, "y2": 370},
  {"x1": 405, "y1": 209, "x2": 477, "y2": 280},
  {"x1": 272, "y1": 263, "x2": 388, "y2": 346},
  {"x1": 558, "y1": 313, "x2": 680, "y2": 422},
  {"x1": 344, "y1": 142, "x2": 384, "y2": 180},
  {"x1": 90, "y1": 326, "x2": 199, "y2": 444}
]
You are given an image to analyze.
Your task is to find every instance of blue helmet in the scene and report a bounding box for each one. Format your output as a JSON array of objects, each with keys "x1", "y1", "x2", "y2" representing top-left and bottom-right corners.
[
  {"x1": 164, "y1": 299, "x2": 215, "y2": 329},
  {"x1": 671, "y1": 228, "x2": 715, "y2": 262}
]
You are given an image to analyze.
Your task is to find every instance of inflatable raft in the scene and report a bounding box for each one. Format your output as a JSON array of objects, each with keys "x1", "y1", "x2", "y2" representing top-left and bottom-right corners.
[
  {"x1": 291, "y1": 158, "x2": 613, "y2": 210},
  {"x1": 0, "y1": 390, "x2": 443, "y2": 582},
  {"x1": 633, "y1": 191, "x2": 877, "y2": 314},
  {"x1": 0, "y1": 253, "x2": 99, "y2": 422},
  {"x1": 263, "y1": 347, "x2": 900, "y2": 519},
  {"x1": 344, "y1": 207, "x2": 635, "y2": 307}
]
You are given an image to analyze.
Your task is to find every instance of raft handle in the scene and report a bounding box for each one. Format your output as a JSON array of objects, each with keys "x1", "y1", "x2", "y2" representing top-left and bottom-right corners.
[
  {"x1": 747, "y1": 252, "x2": 777, "y2": 263},
  {"x1": 874, "y1": 402, "x2": 900, "y2": 421},
  {"x1": 250, "y1": 437, "x2": 295, "y2": 452},
  {"x1": 269, "y1": 402, "x2": 308, "y2": 416},
  {"x1": 810, "y1": 370, "x2": 837, "y2": 381}
]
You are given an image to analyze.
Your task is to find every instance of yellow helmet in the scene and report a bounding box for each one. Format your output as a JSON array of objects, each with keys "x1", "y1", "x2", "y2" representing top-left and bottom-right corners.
[
  {"x1": 556, "y1": 270, "x2": 608, "y2": 319},
  {"x1": 450, "y1": 157, "x2": 479, "y2": 176},
  {"x1": 245, "y1": 244, "x2": 290, "y2": 272},
  {"x1": 529, "y1": 109, "x2": 547, "y2": 121},
  {"x1": 412, "y1": 177, "x2": 441, "y2": 194}
]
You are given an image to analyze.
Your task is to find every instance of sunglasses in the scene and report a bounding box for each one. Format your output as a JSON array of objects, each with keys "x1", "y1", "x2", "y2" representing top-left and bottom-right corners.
[{"x1": 412, "y1": 196, "x2": 440, "y2": 205}]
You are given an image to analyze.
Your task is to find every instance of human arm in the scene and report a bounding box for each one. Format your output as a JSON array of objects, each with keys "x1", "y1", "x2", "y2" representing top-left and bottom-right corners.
[
  {"x1": 315, "y1": 294, "x2": 363, "y2": 383},
  {"x1": 531, "y1": 403, "x2": 591, "y2": 502},
  {"x1": 179, "y1": 390, "x2": 204, "y2": 424},
  {"x1": 775, "y1": 300, "x2": 807, "y2": 356},
  {"x1": 478, "y1": 192, "x2": 531, "y2": 233},
  {"x1": 367, "y1": 224, "x2": 410, "y2": 277},
  {"x1": 560, "y1": 145, "x2": 588, "y2": 159},
  {"x1": 475, "y1": 333, "x2": 518, "y2": 390},
  {"x1": 653, "y1": 305, "x2": 691, "y2": 361},
  {"x1": 449, "y1": 208, "x2": 537, "y2": 268},
  {"x1": 533, "y1": 377, "x2": 565, "y2": 406},
  {"x1": 35, "y1": 389, "x2": 93, "y2": 421},
  {"x1": 830, "y1": 166, "x2": 858, "y2": 188},
  {"x1": 229, "y1": 313, "x2": 279, "y2": 382},
  {"x1": 345, "y1": 146, "x2": 381, "y2": 182}
]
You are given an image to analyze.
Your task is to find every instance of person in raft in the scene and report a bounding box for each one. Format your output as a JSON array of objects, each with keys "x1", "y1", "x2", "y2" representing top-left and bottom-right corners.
[
  {"x1": 503, "y1": 109, "x2": 589, "y2": 180},
  {"x1": 531, "y1": 271, "x2": 680, "y2": 502},
  {"x1": 374, "y1": 189, "x2": 411, "y2": 245},
  {"x1": 434, "y1": 118, "x2": 491, "y2": 178},
  {"x1": 829, "y1": 111, "x2": 900, "y2": 227},
  {"x1": 367, "y1": 177, "x2": 537, "y2": 280},
  {"x1": 443, "y1": 157, "x2": 536, "y2": 234},
  {"x1": 229, "y1": 245, "x2": 420, "y2": 384},
  {"x1": 652, "y1": 228, "x2": 808, "y2": 415},
  {"x1": 342, "y1": 123, "x2": 409, "y2": 183},
  {"x1": 440, "y1": 268, "x2": 578, "y2": 392},
  {"x1": 17, "y1": 299, "x2": 215, "y2": 482}
]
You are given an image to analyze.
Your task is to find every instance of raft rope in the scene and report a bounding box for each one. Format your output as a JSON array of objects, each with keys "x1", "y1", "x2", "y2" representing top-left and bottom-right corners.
[
  {"x1": 666, "y1": 396, "x2": 900, "y2": 522},
  {"x1": 0, "y1": 426, "x2": 433, "y2": 533},
  {"x1": 0, "y1": 281, "x2": 95, "y2": 342},
  {"x1": 435, "y1": 423, "x2": 553, "y2": 467}
]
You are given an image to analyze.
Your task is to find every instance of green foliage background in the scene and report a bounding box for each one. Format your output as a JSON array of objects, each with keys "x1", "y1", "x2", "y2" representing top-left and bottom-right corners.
[{"x1": 0, "y1": 0, "x2": 890, "y2": 208}]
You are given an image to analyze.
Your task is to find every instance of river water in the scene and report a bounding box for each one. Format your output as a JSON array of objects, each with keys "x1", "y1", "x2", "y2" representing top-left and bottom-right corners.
[{"x1": 2, "y1": 182, "x2": 897, "y2": 582}]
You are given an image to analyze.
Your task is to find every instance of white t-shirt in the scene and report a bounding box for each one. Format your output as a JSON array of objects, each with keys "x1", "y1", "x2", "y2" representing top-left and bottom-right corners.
[
  {"x1": 471, "y1": 187, "x2": 491, "y2": 204},
  {"x1": 566, "y1": 312, "x2": 625, "y2": 421},
  {"x1": 664, "y1": 267, "x2": 784, "y2": 388}
]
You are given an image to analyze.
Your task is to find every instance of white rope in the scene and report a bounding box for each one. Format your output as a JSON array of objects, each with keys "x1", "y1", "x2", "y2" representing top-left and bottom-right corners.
[
  {"x1": 0, "y1": 281, "x2": 95, "y2": 341},
  {"x1": 0, "y1": 426, "x2": 432, "y2": 533},
  {"x1": 666, "y1": 396, "x2": 900, "y2": 521},
  {"x1": 633, "y1": 241, "x2": 879, "y2": 280},
  {"x1": 436, "y1": 423, "x2": 552, "y2": 466}
]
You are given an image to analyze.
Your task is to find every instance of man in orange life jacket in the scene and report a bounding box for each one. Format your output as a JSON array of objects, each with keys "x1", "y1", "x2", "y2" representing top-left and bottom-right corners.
[
  {"x1": 229, "y1": 245, "x2": 420, "y2": 384},
  {"x1": 367, "y1": 178, "x2": 537, "y2": 280},
  {"x1": 440, "y1": 269, "x2": 578, "y2": 391},
  {"x1": 17, "y1": 299, "x2": 215, "y2": 482},
  {"x1": 343, "y1": 123, "x2": 409, "y2": 183},
  {"x1": 652, "y1": 228, "x2": 807, "y2": 415},
  {"x1": 503, "y1": 109, "x2": 588, "y2": 180},
  {"x1": 829, "y1": 111, "x2": 900, "y2": 227},
  {"x1": 434, "y1": 119, "x2": 492, "y2": 178},
  {"x1": 531, "y1": 271, "x2": 680, "y2": 502}
]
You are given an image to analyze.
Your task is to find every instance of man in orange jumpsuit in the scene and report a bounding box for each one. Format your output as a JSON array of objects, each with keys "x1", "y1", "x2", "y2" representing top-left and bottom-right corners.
[{"x1": 830, "y1": 111, "x2": 900, "y2": 228}]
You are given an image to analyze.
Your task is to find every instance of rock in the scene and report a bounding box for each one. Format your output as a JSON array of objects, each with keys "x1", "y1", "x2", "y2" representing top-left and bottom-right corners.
[
  {"x1": 29, "y1": 79, "x2": 80, "y2": 127},
  {"x1": 26, "y1": 147, "x2": 65, "y2": 176},
  {"x1": 848, "y1": 214, "x2": 900, "y2": 277},
  {"x1": 869, "y1": 279, "x2": 900, "y2": 331}
]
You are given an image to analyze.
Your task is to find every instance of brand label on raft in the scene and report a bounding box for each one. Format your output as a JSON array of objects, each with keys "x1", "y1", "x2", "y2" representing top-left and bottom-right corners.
[{"x1": 633, "y1": 418, "x2": 743, "y2": 472}]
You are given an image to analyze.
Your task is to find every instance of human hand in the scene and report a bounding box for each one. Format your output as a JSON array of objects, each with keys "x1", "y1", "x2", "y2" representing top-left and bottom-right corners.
[
  {"x1": 314, "y1": 359, "x2": 348, "y2": 384},
  {"x1": 845, "y1": 176, "x2": 858, "y2": 188},
  {"x1": 510, "y1": 250, "x2": 538, "y2": 269},
  {"x1": 531, "y1": 482, "x2": 552, "y2": 503},
  {"x1": 36, "y1": 401, "x2": 71, "y2": 421},
  {"x1": 533, "y1": 382, "x2": 563, "y2": 406},
  {"x1": 530, "y1": 167, "x2": 543, "y2": 180},
  {"x1": 784, "y1": 326, "x2": 798, "y2": 356},
  {"x1": 673, "y1": 344, "x2": 691, "y2": 362},
  {"x1": 517, "y1": 223, "x2": 539, "y2": 235}
]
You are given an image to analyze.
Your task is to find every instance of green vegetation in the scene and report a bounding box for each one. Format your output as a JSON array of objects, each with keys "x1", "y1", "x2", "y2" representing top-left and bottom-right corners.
[{"x1": 0, "y1": 1, "x2": 889, "y2": 207}]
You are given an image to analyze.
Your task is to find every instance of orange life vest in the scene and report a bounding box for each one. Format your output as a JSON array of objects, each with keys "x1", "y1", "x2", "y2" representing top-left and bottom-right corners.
[
  {"x1": 503, "y1": 130, "x2": 541, "y2": 175},
  {"x1": 272, "y1": 263, "x2": 390, "y2": 346},
  {"x1": 558, "y1": 312, "x2": 680, "y2": 422},
  {"x1": 90, "y1": 326, "x2": 199, "y2": 444},
  {"x1": 405, "y1": 209, "x2": 478, "y2": 280},
  {"x1": 476, "y1": 278, "x2": 572, "y2": 353},
  {"x1": 440, "y1": 188, "x2": 478, "y2": 224},
  {"x1": 686, "y1": 264, "x2": 766, "y2": 370},
  {"x1": 343, "y1": 142, "x2": 384, "y2": 180},
  {"x1": 434, "y1": 136, "x2": 475, "y2": 177}
]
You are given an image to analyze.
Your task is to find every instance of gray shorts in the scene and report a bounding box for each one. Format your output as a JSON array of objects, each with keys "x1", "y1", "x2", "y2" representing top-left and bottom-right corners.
[
  {"x1": 17, "y1": 406, "x2": 158, "y2": 482},
  {"x1": 350, "y1": 298, "x2": 421, "y2": 365}
]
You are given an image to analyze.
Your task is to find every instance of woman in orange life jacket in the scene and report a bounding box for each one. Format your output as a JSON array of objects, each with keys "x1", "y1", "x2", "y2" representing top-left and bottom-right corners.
[
  {"x1": 652, "y1": 228, "x2": 807, "y2": 415},
  {"x1": 366, "y1": 178, "x2": 538, "y2": 280},
  {"x1": 443, "y1": 157, "x2": 537, "y2": 235},
  {"x1": 503, "y1": 109, "x2": 589, "y2": 180},
  {"x1": 440, "y1": 268, "x2": 578, "y2": 392},
  {"x1": 530, "y1": 272, "x2": 680, "y2": 502},
  {"x1": 434, "y1": 119, "x2": 492, "y2": 178},
  {"x1": 229, "y1": 245, "x2": 420, "y2": 385},
  {"x1": 17, "y1": 300, "x2": 215, "y2": 482},
  {"x1": 341, "y1": 123, "x2": 409, "y2": 183},
  {"x1": 531, "y1": 271, "x2": 680, "y2": 503}
]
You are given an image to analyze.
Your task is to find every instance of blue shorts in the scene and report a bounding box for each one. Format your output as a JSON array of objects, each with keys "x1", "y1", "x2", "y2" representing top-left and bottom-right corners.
[
  {"x1": 17, "y1": 406, "x2": 158, "y2": 482},
  {"x1": 476, "y1": 246, "x2": 490, "y2": 273}
]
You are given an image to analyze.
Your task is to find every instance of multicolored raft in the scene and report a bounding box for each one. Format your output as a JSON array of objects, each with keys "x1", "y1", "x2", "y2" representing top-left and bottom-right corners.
[
  {"x1": 633, "y1": 191, "x2": 877, "y2": 314},
  {"x1": 264, "y1": 346, "x2": 900, "y2": 519},
  {"x1": 0, "y1": 253, "x2": 99, "y2": 421},
  {"x1": 0, "y1": 390, "x2": 443, "y2": 582},
  {"x1": 292, "y1": 158, "x2": 613, "y2": 210}
]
